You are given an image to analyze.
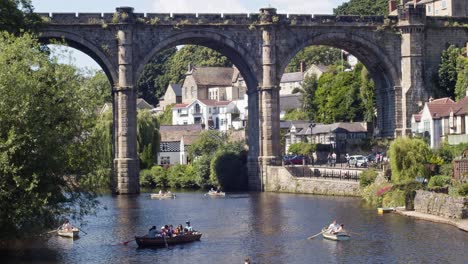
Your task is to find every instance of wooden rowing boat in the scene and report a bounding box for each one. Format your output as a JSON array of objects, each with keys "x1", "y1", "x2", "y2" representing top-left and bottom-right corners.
[
  {"x1": 150, "y1": 193, "x2": 176, "y2": 199},
  {"x1": 57, "y1": 228, "x2": 79, "y2": 238},
  {"x1": 321, "y1": 228, "x2": 350, "y2": 241},
  {"x1": 377, "y1": 207, "x2": 394, "y2": 214},
  {"x1": 135, "y1": 232, "x2": 202, "y2": 248},
  {"x1": 206, "y1": 191, "x2": 225, "y2": 196}
]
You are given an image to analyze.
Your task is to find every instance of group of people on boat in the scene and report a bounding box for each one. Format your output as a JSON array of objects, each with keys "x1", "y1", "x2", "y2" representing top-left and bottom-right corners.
[
  {"x1": 158, "y1": 190, "x2": 172, "y2": 196},
  {"x1": 326, "y1": 220, "x2": 345, "y2": 234},
  {"x1": 147, "y1": 221, "x2": 194, "y2": 238},
  {"x1": 209, "y1": 187, "x2": 222, "y2": 194}
]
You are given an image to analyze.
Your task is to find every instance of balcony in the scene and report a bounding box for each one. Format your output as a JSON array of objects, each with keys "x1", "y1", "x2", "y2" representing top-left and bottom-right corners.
[{"x1": 191, "y1": 109, "x2": 203, "y2": 115}]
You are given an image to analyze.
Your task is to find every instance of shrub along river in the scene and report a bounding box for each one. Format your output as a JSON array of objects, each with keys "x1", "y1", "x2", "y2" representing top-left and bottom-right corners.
[{"x1": 1, "y1": 192, "x2": 467, "y2": 264}]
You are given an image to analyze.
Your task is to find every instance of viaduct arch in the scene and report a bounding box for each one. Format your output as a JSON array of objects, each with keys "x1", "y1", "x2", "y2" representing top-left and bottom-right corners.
[{"x1": 35, "y1": 5, "x2": 468, "y2": 194}]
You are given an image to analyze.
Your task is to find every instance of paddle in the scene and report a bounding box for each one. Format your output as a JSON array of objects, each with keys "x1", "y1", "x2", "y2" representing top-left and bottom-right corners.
[
  {"x1": 77, "y1": 227, "x2": 88, "y2": 235},
  {"x1": 307, "y1": 230, "x2": 324, "y2": 240},
  {"x1": 122, "y1": 239, "x2": 134, "y2": 245}
]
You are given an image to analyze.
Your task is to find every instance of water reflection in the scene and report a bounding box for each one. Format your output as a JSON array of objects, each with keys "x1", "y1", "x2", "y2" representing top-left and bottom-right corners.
[{"x1": 1, "y1": 192, "x2": 467, "y2": 264}]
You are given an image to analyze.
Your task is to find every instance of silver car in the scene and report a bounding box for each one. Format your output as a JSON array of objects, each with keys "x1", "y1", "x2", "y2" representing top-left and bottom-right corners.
[{"x1": 349, "y1": 155, "x2": 368, "y2": 167}]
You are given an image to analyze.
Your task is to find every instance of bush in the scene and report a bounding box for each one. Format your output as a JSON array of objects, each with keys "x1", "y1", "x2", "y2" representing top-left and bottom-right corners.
[
  {"x1": 167, "y1": 164, "x2": 198, "y2": 189},
  {"x1": 458, "y1": 183, "x2": 468, "y2": 196},
  {"x1": 392, "y1": 182, "x2": 424, "y2": 210},
  {"x1": 382, "y1": 189, "x2": 405, "y2": 207},
  {"x1": 359, "y1": 169, "x2": 378, "y2": 187},
  {"x1": 362, "y1": 182, "x2": 392, "y2": 207},
  {"x1": 428, "y1": 175, "x2": 452, "y2": 188},
  {"x1": 389, "y1": 137, "x2": 431, "y2": 184},
  {"x1": 210, "y1": 149, "x2": 247, "y2": 191},
  {"x1": 140, "y1": 169, "x2": 155, "y2": 188}
]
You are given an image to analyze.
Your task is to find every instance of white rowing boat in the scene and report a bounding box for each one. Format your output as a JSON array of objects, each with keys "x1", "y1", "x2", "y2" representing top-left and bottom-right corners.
[
  {"x1": 321, "y1": 227, "x2": 350, "y2": 241},
  {"x1": 150, "y1": 193, "x2": 176, "y2": 199},
  {"x1": 58, "y1": 228, "x2": 80, "y2": 238},
  {"x1": 206, "y1": 191, "x2": 225, "y2": 197}
]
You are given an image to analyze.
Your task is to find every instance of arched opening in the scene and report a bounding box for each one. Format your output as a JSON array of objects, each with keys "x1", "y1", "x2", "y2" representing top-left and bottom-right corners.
[
  {"x1": 278, "y1": 35, "x2": 400, "y2": 164},
  {"x1": 136, "y1": 32, "x2": 261, "y2": 190}
]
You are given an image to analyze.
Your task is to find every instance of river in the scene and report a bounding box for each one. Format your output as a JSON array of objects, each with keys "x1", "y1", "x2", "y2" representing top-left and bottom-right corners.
[{"x1": 1, "y1": 192, "x2": 467, "y2": 264}]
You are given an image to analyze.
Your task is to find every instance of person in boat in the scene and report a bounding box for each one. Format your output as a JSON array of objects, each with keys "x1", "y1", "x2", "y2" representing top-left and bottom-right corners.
[
  {"x1": 168, "y1": 225, "x2": 175, "y2": 237},
  {"x1": 334, "y1": 224, "x2": 346, "y2": 234},
  {"x1": 61, "y1": 219, "x2": 73, "y2": 231},
  {"x1": 148, "y1": 226, "x2": 157, "y2": 238},
  {"x1": 185, "y1": 221, "x2": 193, "y2": 233},
  {"x1": 210, "y1": 187, "x2": 214, "y2": 193},
  {"x1": 216, "y1": 186, "x2": 221, "y2": 193},
  {"x1": 159, "y1": 189, "x2": 163, "y2": 195},
  {"x1": 326, "y1": 220, "x2": 339, "y2": 234}
]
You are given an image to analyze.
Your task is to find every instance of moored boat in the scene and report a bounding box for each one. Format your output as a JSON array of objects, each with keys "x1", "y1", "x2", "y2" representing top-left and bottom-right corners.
[
  {"x1": 57, "y1": 228, "x2": 80, "y2": 238},
  {"x1": 206, "y1": 191, "x2": 225, "y2": 197},
  {"x1": 135, "y1": 232, "x2": 202, "y2": 247},
  {"x1": 377, "y1": 207, "x2": 394, "y2": 214},
  {"x1": 321, "y1": 228, "x2": 350, "y2": 241},
  {"x1": 150, "y1": 193, "x2": 176, "y2": 199}
]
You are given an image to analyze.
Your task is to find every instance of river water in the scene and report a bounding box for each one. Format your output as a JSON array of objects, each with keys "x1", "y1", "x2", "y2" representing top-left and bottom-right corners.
[{"x1": 1, "y1": 192, "x2": 467, "y2": 264}]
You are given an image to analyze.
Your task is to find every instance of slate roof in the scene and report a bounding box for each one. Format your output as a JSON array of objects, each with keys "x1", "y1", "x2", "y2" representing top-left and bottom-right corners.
[
  {"x1": 168, "y1": 83, "x2": 182, "y2": 96},
  {"x1": 137, "y1": 98, "x2": 154, "y2": 109},
  {"x1": 280, "y1": 72, "x2": 303, "y2": 83},
  {"x1": 280, "y1": 94, "x2": 302, "y2": 111},
  {"x1": 159, "y1": 125, "x2": 202, "y2": 143},
  {"x1": 198, "y1": 99, "x2": 232, "y2": 106},
  {"x1": 293, "y1": 122, "x2": 367, "y2": 135},
  {"x1": 190, "y1": 67, "x2": 234, "y2": 86}
]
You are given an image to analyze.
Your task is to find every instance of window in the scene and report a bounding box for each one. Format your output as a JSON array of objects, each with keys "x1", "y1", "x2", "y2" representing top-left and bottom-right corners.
[
  {"x1": 427, "y1": 5, "x2": 431, "y2": 14},
  {"x1": 441, "y1": 0, "x2": 447, "y2": 9},
  {"x1": 161, "y1": 156, "x2": 170, "y2": 165}
]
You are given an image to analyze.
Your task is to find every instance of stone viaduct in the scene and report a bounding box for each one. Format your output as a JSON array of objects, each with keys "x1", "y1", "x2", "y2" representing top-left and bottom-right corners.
[{"x1": 36, "y1": 5, "x2": 468, "y2": 194}]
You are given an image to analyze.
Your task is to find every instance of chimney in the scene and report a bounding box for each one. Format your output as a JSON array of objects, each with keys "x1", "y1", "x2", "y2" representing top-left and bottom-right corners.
[
  {"x1": 300, "y1": 61, "x2": 305, "y2": 73},
  {"x1": 389, "y1": 0, "x2": 398, "y2": 13}
]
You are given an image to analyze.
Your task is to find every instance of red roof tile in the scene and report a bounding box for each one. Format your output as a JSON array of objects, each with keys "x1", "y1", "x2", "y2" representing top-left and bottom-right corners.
[{"x1": 426, "y1": 97, "x2": 455, "y2": 119}]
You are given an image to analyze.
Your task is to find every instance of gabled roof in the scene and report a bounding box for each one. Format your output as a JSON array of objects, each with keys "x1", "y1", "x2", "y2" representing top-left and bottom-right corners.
[
  {"x1": 159, "y1": 125, "x2": 202, "y2": 143},
  {"x1": 198, "y1": 99, "x2": 232, "y2": 107},
  {"x1": 280, "y1": 94, "x2": 302, "y2": 111},
  {"x1": 426, "y1": 97, "x2": 456, "y2": 119},
  {"x1": 173, "y1": 103, "x2": 189, "y2": 108},
  {"x1": 137, "y1": 98, "x2": 154, "y2": 109},
  {"x1": 280, "y1": 72, "x2": 303, "y2": 83},
  {"x1": 160, "y1": 124, "x2": 203, "y2": 132},
  {"x1": 189, "y1": 66, "x2": 234, "y2": 86},
  {"x1": 454, "y1": 96, "x2": 468, "y2": 116},
  {"x1": 168, "y1": 83, "x2": 182, "y2": 97},
  {"x1": 181, "y1": 134, "x2": 200, "y2": 145},
  {"x1": 300, "y1": 122, "x2": 367, "y2": 135}
]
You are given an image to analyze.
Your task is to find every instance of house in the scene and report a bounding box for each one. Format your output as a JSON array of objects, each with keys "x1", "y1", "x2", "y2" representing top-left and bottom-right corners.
[
  {"x1": 158, "y1": 124, "x2": 202, "y2": 166},
  {"x1": 98, "y1": 98, "x2": 154, "y2": 115},
  {"x1": 411, "y1": 96, "x2": 468, "y2": 148},
  {"x1": 389, "y1": 0, "x2": 468, "y2": 17},
  {"x1": 279, "y1": 94, "x2": 302, "y2": 119},
  {"x1": 285, "y1": 122, "x2": 369, "y2": 153},
  {"x1": 172, "y1": 99, "x2": 238, "y2": 131},
  {"x1": 159, "y1": 83, "x2": 182, "y2": 110},
  {"x1": 279, "y1": 63, "x2": 328, "y2": 95}
]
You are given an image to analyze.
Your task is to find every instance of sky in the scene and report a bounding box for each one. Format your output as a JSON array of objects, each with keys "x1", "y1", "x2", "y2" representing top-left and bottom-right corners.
[{"x1": 31, "y1": 0, "x2": 348, "y2": 69}]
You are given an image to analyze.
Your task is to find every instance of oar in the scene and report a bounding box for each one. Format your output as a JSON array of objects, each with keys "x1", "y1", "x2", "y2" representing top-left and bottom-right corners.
[
  {"x1": 307, "y1": 230, "x2": 324, "y2": 240},
  {"x1": 121, "y1": 239, "x2": 134, "y2": 245},
  {"x1": 348, "y1": 231, "x2": 361, "y2": 236},
  {"x1": 77, "y1": 227, "x2": 88, "y2": 235}
]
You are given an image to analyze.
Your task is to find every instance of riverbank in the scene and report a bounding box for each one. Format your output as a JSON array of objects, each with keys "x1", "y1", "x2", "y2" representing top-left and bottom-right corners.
[{"x1": 394, "y1": 209, "x2": 468, "y2": 232}]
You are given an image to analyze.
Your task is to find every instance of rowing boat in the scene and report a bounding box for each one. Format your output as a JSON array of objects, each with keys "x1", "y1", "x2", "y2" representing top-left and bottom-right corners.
[
  {"x1": 57, "y1": 228, "x2": 79, "y2": 238},
  {"x1": 206, "y1": 191, "x2": 225, "y2": 196},
  {"x1": 150, "y1": 193, "x2": 176, "y2": 199},
  {"x1": 321, "y1": 227, "x2": 350, "y2": 241},
  {"x1": 135, "y1": 232, "x2": 202, "y2": 248}
]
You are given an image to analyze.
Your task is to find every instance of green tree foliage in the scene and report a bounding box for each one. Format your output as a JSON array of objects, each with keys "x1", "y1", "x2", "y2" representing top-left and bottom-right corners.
[
  {"x1": 313, "y1": 66, "x2": 362, "y2": 123},
  {"x1": 0, "y1": 0, "x2": 41, "y2": 34},
  {"x1": 359, "y1": 169, "x2": 378, "y2": 188},
  {"x1": 282, "y1": 109, "x2": 308, "y2": 121},
  {"x1": 79, "y1": 69, "x2": 112, "y2": 110},
  {"x1": 167, "y1": 45, "x2": 232, "y2": 85},
  {"x1": 437, "y1": 45, "x2": 463, "y2": 99},
  {"x1": 188, "y1": 130, "x2": 227, "y2": 159},
  {"x1": 140, "y1": 166, "x2": 168, "y2": 189},
  {"x1": 210, "y1": 142, "x2": 247, "y2": 190},
  {"x1": 428, "y1": 175, "x2": 452, "y2": 188},
  {"x1": 389, "y1": 138, "x2": 431, "y2": 184},
  {"x1": 157, "y1": 104, "x2": 174, "y2": 125},
  {"x1": 292, "y1": 74, "x2": 318, "y2": 120},
  {"x1": 455, "y1": 55, "x2": 468, "y2": 100},
  {"x1": 0, "y1": 33, "x2": 99, "y2": 238},
  {"x1": 286, "y1": 46, "x2": 341, "y2": 72},
  {"x1": 358, "y1": 65, "x2": 376, "y2": 122},
  {"x1": 137, "y1": 110, "x2": 161, "y2": 169},
  {"x1": 193, "y1": 155, "x2": 212, "y2": 188},
  {"x1": 334, "y1": 0, "x2": 389, "y2": 16},
  {"x1": 137, "y1": 47, "x2": 176, "y2": 105},
  {"x1": 167, "y1": 164, "x2": 197, "y2": 188},
  {"x1": 288, "y1": 142, "x2": 315, "y2": 156}
]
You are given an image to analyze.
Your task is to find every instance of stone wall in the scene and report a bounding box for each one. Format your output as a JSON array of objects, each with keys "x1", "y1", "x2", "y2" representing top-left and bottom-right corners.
[
  {"x1": 265, "y1": 166, "x2": 361, "y2": 196},
  {"x1": 414, "y1": 190, "x2": 468, "y2": 219}
]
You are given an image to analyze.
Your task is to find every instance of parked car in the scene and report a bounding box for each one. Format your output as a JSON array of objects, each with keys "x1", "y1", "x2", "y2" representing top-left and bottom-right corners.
[
  {"x1": 348, "y1": 155, "x2": 368, "y2": 167},
  {"x1": 283, "y1": 155, "x2": 308, "y2": 165}
]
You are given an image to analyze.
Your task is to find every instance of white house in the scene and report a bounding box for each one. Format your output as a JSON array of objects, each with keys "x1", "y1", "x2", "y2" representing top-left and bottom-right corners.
[
  {"x1": 172, "y1": 99, "x2": 238, "y2": 131},
  {"x1": 158, "y1": 124, "x2": 202, "y2": 166}
]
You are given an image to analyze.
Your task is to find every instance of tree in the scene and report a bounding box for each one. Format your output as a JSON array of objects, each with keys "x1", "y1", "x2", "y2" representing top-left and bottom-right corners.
[
  {"x1": 0, "y1": 0, "x2": 41, "y2": 34},
  {"x1": 167, "y1": 45, "x2": 232, "y2": 84},
  {"x1": 288, "y1": 142, "x2": 315, "y2": 157},
  {"x1": 455, "y1": 55, "x2": 468, "y2": 100},
  {"x1": 188, "y1": 130, "x2": 227, "y2": 159},
  {"x1": 334, "y1": 0, "x2": 389, "y2": 16},
  {"x1": 282, "y1": 109, "x2": 308, "y2": 121},
  {"x1": 0, "y1": 33, "x2": 99, "y2": 238},
  {"x1": 157, "y1": 104, "x2": 174, "y2": 125},
  {"x1": 437, "y1": 45, "x2": 463, "y2": 99},
  {"x1": 388, "y1": 138, "x2": 431, "y2": 184},
  {"x1": 137, "y1": 47, "x2": 176, "y2": 106},
  {"x1": 79, "y1": 69, "x2": 112, "y2": 110},
  {"x1": 137, "y1": 110, "x2": 160, "y2": 169},
  {"x1": 286, "y1": 46, "x2": 341, "y2": 73},
  {"x1": 210, "y1": 142, "x2": 247, "y2": 190},
  {"x1": 292, "y1": 74, "x2": 318, "y2": 120},
  {"x1": 358, "y1": 64, "x2": 376, "y2": 123}
]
